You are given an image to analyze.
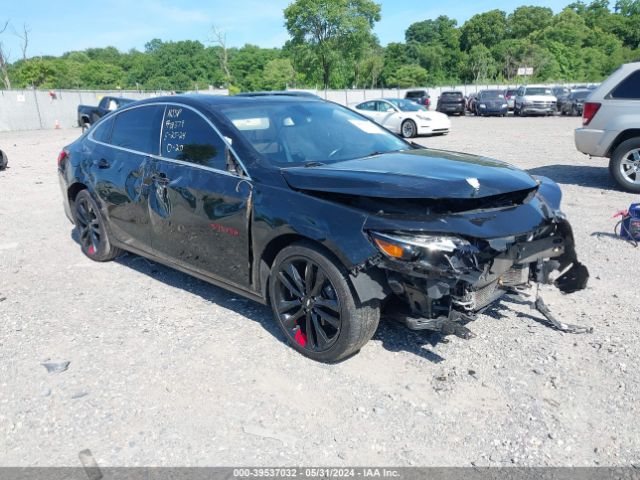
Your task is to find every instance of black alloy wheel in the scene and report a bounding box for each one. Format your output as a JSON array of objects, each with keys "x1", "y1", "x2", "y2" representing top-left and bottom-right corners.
[
  {"x1": 273, "y1": 257, "x2": 342, "y2": 352},
  {"x1": 74, "y1": 190, "x2": 122, "y2": 261},
  {"x1": 269, "y1": 243, "x2": 380, "y2": 362}
]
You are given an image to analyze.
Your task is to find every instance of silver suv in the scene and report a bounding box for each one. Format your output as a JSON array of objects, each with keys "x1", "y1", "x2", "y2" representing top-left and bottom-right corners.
[{"x1": 575, "y1": 62, "x2": 640, "y2": 192}]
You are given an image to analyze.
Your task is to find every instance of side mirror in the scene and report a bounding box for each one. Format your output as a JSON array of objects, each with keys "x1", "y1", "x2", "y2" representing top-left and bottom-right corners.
[
  {"x1": 225, "y1": 146, "x2": 244, "y2": 177},
  {"x1": 386, "y1": 107, "x2": 395, "y2": 113}
]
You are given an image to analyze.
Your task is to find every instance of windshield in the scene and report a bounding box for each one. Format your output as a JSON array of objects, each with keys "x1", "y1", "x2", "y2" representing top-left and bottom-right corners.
[
  {"x1": 526, "y1": 87, "x2": 553, "y2": 96},
  {"x1": 386, "y1": 98, "x2": 425, "y2": 112},
  {"x1": 479, "y1": 90, "x2": 504, "y2": 99},
  {"x1": 572, "y1": 91, "x2": 590, "y2": 100},
  {"x1": 219, "y1": 101, "x2": 409, "y2": 166}
]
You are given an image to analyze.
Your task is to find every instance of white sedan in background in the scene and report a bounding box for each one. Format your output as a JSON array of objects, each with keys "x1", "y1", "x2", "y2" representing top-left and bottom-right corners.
[{"x1": 352, "y1": 98, "x2": 451, "y2": 138}]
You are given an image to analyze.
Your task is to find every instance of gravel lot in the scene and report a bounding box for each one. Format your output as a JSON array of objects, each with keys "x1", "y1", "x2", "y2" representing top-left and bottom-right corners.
[{"x1": 0, "y1": 116, "x2": 638, "y2": 467}]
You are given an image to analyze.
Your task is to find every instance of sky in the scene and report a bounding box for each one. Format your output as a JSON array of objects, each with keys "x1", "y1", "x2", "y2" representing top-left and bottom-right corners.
[{"x1": 0, "y1": 0, "x2": 573, "y2": 59}]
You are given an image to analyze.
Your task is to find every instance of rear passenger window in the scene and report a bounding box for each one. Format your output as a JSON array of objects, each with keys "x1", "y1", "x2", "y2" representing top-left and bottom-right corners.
[
  {"x1": 110, "y1": 106, "x2": 164, "y2": 154},
  {"x1": 610, "y1": 70, "x2": 640, "y2": 99},
  {"x1": 92, "y1": 116, "x2": 114, "y2": 143},
  {"x1": 161, "y1": 106, "x2": 227, "y2": 171}
]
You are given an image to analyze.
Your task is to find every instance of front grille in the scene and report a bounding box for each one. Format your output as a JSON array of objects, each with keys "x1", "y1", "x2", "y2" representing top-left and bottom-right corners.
[
  {"x1": 470, "y1": 280, "x2": 503, "y2": 309},
  {"x1": 532, "y1": 101, "x2": 554, "y2": 108}
]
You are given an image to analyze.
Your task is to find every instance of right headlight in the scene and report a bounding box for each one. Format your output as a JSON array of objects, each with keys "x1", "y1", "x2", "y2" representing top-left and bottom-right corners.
[{"x1": 370, "y1": 231, "x2": 472, "y2": 261}]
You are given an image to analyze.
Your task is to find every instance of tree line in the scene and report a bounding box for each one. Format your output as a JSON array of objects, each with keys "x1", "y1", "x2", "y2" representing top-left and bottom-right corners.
[{"x1": 1, "y1": 0, "x2": 639, "y2": 92}]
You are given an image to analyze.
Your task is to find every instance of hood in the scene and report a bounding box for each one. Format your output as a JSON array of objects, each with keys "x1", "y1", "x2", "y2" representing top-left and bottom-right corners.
[{"x1": 281, "y1": 149, "x2": 538, "y2": 200}]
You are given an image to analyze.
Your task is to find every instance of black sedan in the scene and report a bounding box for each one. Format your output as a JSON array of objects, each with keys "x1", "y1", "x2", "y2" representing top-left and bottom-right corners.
[
  {"x1": 559, "y1": 90, "x2": 591, "y2": 116},
  {"x1": 57, "y1": 94, "x2": 588, "y2": 362},
  {"x1": 476, "y1": 90, "x2": 508, "y2": 116},
  {"x1": 436, "y1": 91, "x2": 466, "y2": 116}
]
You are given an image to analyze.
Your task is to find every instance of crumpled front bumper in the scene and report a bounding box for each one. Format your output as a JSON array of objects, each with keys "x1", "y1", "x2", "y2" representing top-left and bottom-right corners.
[{"x1": 371, "y1": 216, "x2": 588, "y2": 333}]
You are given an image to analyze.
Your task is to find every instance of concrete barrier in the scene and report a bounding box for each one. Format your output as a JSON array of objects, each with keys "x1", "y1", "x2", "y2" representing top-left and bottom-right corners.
[{"x1": 0, "y1": 88, "x2": 229, "y2": 132}]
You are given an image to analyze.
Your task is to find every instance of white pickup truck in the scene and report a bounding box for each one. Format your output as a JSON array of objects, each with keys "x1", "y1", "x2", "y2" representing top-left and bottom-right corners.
[{"x1": 514, "y1": 86, "x2": 558, "y2": 116}]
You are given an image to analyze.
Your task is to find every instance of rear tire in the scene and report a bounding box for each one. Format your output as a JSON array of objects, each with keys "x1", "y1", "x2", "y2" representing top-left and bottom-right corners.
[
  {"x1": 610, "y1": 138, "x2": 640, "y2": 193},
  {"x1": 269, "y1": 242, "x2": 380, "y2": 363},
  {"x1": 73, "y1": 190, "x2": 123, "y2": 261}
]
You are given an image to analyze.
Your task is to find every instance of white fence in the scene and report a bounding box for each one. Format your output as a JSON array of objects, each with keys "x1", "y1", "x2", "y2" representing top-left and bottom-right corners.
[
  {"x1": 1, "y1": 83, "x2": 584, "y2": 132},
  {"x1": 0, "y1": 88, "x2": 229, "y2": 132}
]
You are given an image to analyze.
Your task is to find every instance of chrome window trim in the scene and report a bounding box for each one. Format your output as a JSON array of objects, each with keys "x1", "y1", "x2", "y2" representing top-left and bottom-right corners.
[{"x1": 87, "y1": 101, "x2": 252, "y2": 181}]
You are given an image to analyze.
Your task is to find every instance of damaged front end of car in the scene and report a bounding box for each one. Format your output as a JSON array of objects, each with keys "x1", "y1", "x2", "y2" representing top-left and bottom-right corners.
[
  {"x1": 281, "y1": 150, "x2": 590, "y2": 338},
  {"x1": 366, "y1": 214, "x2": 589, "y2": 338}
]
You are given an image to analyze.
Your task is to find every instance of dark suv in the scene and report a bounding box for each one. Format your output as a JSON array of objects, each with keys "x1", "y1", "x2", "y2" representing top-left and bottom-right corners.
[
  {"x1": 58, "y1": 94, "x2": 588, "y2": 362},
  {"x1": 436, "y1": 91, "x2": 465, "y2": 115},
  {"x1": 405, "y1": 90, "x2": 431, "y2": 109}
]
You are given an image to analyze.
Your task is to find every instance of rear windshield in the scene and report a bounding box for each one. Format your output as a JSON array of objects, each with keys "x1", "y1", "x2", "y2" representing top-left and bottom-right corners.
[
  {"x1": 441, "y1": 92, "x2": 463, "y2": 99},
  {"x1": 405, "y1": 91, "x2": 427, "y2": 98}
]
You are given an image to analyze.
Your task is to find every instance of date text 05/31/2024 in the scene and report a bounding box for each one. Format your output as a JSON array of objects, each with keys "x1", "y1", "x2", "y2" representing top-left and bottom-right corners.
[{"x1": 232, "y1": 468, "x2": 401, "y2": 478}]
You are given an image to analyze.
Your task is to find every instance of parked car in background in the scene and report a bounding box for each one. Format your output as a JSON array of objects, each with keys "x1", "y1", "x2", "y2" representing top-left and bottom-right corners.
[
  {"x1": 559, "y1": 90, "x2": 591, "y2": 116},
  {"x1": 514, "y1": 86, "x2": 557, "y2": 116},
  {"x1": 404, "y1": 90, "x2": 431, "y2": 109},
  {"x1": 552, "y1": 86, "x2": 571, "y2": 110},
  {"x1": 353, "y1": 98, "x2": 450, "y2": 138},
  {"x1": 436, "y1": 91, "x2": 466, "y2": 116},
  {"x1": 58, "y1": 94, "x2": 588, "y2": 362},
  {"x1": 505, "y1": 89, "x2": 517, "y2": 111},
  {"x1": 476, "y1": 90, "x2": 508, "y2": 117},
  {"x1": 77, "y1": 96, "x2": 134, "y2": 132},
  {"x1": 575, "y1": 62, "x2": 640, "y2": 192},
  {"x1": 466, "y1": 92, "x2": 478, "y2": 114},
  {"x1": 0, "y1": 148, "x2": 7, "y2": 170}
]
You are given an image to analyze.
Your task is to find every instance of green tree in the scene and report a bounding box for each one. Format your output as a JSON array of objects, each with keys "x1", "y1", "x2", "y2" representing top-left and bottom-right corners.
[
  {"x1": 386, "y1": 64, "x2": 428, "y2": 88},
  {"x1": 507, "y1": 6, "x2": 554, "y2": 38},
  {"x1": 284, "y1": 0, "x2": 381, "y2": 88},
  {"x1": 460, "y1": 10, "x2": 508, "y2": 51},
  {"x1": 261, "y1": 58, "x2": 295, "y2": 90}
]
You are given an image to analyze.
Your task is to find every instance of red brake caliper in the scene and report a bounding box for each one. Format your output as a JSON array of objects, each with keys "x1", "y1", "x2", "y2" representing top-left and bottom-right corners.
[
  {"x1": 88, "y1": 245, "x2": 95, "y2": 255},
  {"x1": 294, "y1": 328, "x2": 307, "y2": 347}
]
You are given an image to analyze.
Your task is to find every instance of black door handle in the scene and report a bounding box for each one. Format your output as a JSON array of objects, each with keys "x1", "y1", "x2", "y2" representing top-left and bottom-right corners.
[{"x1": 96, "y1": 158, "x2": 110, "y2": 169}]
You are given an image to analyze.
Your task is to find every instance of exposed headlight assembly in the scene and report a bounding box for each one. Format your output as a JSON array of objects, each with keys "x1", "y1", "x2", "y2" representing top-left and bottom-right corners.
[{"x1": 370, "y1": 231, "x2": 473, "y2": 261}]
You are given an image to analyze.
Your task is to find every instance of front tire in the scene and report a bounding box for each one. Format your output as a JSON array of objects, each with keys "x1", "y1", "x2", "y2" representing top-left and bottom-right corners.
[
  {"x1": 74, "y1": 190, "x2": 122, "y2": 261},
  {"x1": 401, "y1": 119, "x2": 417, "y2": 138},
  {"x1": 610, "y1": 138, "x2": 640, "y2": 193},
  {"x1": 269, "y1": 242, "x2": 380, "y2": 363}
]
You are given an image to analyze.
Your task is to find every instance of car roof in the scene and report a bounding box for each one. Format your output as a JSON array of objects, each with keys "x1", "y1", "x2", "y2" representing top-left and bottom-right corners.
[{"x1": 131, "y1": 93, "x2": 324, "y2": 110}]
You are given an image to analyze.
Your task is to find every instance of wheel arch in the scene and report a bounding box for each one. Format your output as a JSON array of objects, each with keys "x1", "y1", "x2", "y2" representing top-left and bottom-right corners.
[
  {"x1": 256, "y1": 233, "x2": 388, "y2": 306},
  {"x1": 257, "y1": 233, "x2": 345, "y2": 301},
  {"x1": 607, "y1": 129, "x2": 640, "y2": 157},
  {"x1": 67, "y1": 182, "x2": 88, "y2": 205}
]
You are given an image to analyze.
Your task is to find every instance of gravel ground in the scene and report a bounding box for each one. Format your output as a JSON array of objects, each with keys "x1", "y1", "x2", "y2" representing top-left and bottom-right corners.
[{"x1": 0, "y1": 116, "x2": 638, "y2": 467}]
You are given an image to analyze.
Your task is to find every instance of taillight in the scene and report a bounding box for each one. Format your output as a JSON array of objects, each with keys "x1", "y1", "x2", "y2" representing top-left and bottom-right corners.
[
  {"x1": 582, "y1": 102, "x2": 601, "y2": 126},
  {"x1": 57, "y1": 150, "x2": 68, "y2": 167}
]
